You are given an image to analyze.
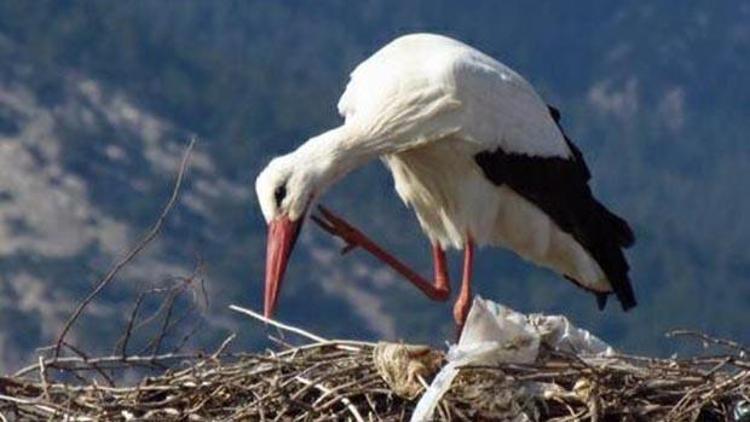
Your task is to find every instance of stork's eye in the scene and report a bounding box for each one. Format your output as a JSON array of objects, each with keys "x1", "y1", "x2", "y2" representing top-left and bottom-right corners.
[{"x1": 274, "y1": 184, "x2": 287, "y2": 207}]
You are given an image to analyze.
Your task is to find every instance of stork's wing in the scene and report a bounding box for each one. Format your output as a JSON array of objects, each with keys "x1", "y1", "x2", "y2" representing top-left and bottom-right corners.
[
  {"x1": 334, "y1": 34, "x2": 636, "y2": 308},
  {"x1": 474, "y1": 106, "x2": 636, "y2": 310},
  {"x1": 336, "y1": 34, "x2": 575, "y2": 159}
]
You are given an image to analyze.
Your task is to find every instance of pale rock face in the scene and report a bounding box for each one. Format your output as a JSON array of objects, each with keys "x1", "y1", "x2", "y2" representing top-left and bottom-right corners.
[
  {"x1": 0, "y1": 74, "x2": 248, "y2": 371},
  {"x1": 0, "y1": 65, "x2": 383, "y2": 374},
  {"x1": 0, "y1": 83, "x2": 129, "y2": 258}
]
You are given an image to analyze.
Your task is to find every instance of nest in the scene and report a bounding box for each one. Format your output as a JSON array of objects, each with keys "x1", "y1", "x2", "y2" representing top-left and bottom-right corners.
[{"x1": 2, "y1": 329, "x2": 750, "y2": 421}]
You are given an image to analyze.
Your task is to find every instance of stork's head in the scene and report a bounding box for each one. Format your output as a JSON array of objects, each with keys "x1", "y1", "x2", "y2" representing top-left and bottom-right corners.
[
  {"x1": 255, "y1": 153, "x2": 322, "y2": 318},
  {"x1": 256, "y1": 126, "x2": 362, "y2": 318}
]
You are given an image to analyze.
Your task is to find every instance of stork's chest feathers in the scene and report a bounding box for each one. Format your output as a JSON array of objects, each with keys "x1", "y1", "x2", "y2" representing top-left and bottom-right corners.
[
  {"x1": 386, "y1": 140, "x2": 480, "y2": 201},
  {"x1": 382, "y1": 138, "x2": 494, "y2": 248}
]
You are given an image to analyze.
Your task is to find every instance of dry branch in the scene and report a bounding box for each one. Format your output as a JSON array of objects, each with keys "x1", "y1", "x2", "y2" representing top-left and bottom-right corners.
[{"x1": 53, "y1": 137, "x2": 198, "y2": 358}]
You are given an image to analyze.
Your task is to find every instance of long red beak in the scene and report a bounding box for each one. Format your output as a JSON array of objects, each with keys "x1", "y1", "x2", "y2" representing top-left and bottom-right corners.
[{"x1": 264, "y1": 216, "x2": 303, "y2": 318}]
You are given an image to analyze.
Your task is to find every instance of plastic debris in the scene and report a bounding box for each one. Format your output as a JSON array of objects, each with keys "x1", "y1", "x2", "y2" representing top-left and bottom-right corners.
[
  {"x1": 411, "y1": 296, "x2": 615, "y2": 422},
  {"x1": 735, "y1": 400, "x2": 750, "y2": 422}
]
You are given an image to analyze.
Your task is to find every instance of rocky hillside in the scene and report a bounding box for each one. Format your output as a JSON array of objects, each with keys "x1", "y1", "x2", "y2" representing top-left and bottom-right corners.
[{"x1": 0, "y1": 2, "x2": 748, "y2": 372}]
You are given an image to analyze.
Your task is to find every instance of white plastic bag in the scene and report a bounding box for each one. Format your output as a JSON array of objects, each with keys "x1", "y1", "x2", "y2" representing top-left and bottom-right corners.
[{"x1": 410, "y1": 296, "x2": 614, "y2": 422}]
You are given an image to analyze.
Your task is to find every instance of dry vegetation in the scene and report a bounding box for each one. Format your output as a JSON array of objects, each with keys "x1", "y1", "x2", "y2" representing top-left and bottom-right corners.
[{"x1": 1, "y1": 315, "x2": 750, "y2": 421}]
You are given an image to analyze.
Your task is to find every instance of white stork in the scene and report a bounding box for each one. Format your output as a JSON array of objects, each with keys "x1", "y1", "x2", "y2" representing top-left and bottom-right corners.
[{"x1": 255, "y1": 33, "x2": 635, "y2": 332}]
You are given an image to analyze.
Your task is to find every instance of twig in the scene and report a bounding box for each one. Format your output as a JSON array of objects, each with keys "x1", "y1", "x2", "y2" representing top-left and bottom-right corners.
[
  {"x1": 173, "y1": 317, "x2": 204, "y2": 353},
  {"x1": 14, "y1": 353, "x2": 202, "y2": 378},
  {"x1": 146, "y1": 287, "x2": 179, "y2": 356},
  {"x1": 0, "y1": 394, "x2": 93, "y2": 421},
  {"x1": 212, "y1": 334, "x2": 237, "y2": 360},
  {"x1": 37, "y1": 356, "x2": 49, "y2": 401},
  {"x1": 294, "y1": 375, "x2": 365, "y2": 422},
  {"x1": 229, "y1": 304, "x2": 328, "y2": 343},
  {"x1": 61, "y1": 341, "x2": 115, "y2": 387},
  {"x1": 666, "y1": 329, "x2": 750, "y2": 356},
  {"x1": 53, "y1": 137, "x2": 197, "y2": 358},
  {"x1": 114, "y1": 291, "x2": 146, "y2": 358}
]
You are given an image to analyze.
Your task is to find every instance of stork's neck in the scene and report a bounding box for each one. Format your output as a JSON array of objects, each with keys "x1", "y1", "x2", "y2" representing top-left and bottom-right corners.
[{"x1": 293, "y1": 124, "x2": 383, "y2": 191}]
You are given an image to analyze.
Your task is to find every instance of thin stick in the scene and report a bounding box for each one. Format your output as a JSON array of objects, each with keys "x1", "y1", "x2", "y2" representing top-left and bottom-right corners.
[
  {"x1": 61, "y1": 341, "x2": 115, "y2": 387},
  {"x1": 212, "y1": 334, "x2": 237, "y2": 360},
  {"x1": 0, "y1": 394, "x2": 93, "y2": 421},
  {"x1": 147, "y1": 287, "x2": 179, "y2": 356},
  {"x1": 667, "y1": 329, "x2": 750, "y2": 356},
  {"x1": 228, "y1": 305, "x2": 328, "y2": 343},
  {"x1": 294, "y1": 375, "x2": 365, "y2": 422},
  {"x1": 14, "y1": 353, "x2": 201, "y2": 378},
  {"x1": 114, "y1": 291, "x2": 146, "y2": 358},
  {"x1": 53, "y1": 137, "x2": 197, "y2": 358},
  {"x1": 38, "y1": 356, "x2": 49, "y2": 401}
]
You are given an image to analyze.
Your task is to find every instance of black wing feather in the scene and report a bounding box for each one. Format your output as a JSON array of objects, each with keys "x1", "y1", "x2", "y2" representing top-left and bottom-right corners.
[{"x1": 473, "y1": 105, "x2": 636, "y2": 310}]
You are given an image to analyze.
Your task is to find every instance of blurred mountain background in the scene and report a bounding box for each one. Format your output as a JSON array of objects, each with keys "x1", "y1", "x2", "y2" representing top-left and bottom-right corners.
[{"x1": 0, "y1": 1, "x2": 748, "y2": 373}]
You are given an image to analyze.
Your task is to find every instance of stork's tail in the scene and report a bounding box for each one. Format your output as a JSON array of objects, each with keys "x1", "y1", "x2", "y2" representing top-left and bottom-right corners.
[
  {"x1": 587, "y1": 200, "x2": 636, "y2": 311},
  {"x1": 594, "y1": 200, "x2": 635, "y2": 249}
]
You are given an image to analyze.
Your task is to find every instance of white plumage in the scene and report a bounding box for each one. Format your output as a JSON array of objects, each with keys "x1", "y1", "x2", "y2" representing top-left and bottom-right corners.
[
  {"x1": 338, "y1": 33, "x2": 570, "y2": 158},
  {"x1": 342, "y1": 33, "x2": 602, "y2": 288},
  {"x1": 256, "y1": 33, "x2": 635, "y2": 323}
]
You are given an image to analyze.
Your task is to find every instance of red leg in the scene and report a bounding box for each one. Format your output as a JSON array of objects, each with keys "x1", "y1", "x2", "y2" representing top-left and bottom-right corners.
[
  {"x1": 453, "y1": 238, "x2": 474, "y2": 334},
  {"x1": 312, "y1": 205, "x2": 451, "y2": 301}
]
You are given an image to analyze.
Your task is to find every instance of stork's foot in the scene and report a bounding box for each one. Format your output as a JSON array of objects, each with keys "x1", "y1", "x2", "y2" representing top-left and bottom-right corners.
[{"x1": 311, "y1": 205, "x2": 365, "y2": 255}]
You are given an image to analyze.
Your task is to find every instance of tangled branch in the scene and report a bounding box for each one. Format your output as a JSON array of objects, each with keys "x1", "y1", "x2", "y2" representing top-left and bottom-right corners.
[{"x1": 53, "y1": 137, "x2": 197, "y2": 359}]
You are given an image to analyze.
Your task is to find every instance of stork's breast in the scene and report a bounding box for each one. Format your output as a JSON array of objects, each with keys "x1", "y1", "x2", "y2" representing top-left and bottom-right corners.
[{"x1": 382, "y1": 139, "x2": 497, "y2": 249}]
